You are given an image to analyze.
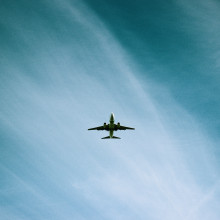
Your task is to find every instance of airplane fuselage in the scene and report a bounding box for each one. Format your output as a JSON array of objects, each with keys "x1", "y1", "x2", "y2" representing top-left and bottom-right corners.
[{"x1": 109, "y1": 113, "x2": 115, "y2": 138}]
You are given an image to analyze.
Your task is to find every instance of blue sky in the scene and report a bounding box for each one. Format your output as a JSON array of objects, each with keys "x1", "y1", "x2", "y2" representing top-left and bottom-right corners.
[{"x1": 0, "y1": 0, "x2": 220, "y2": 219}]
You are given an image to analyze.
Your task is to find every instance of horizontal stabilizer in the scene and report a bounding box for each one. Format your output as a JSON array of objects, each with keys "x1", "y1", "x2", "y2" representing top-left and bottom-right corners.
[
  {"x1": 101, "y1": 136, "x2": 110, "y2": 139},
  {"x1": 112, "y1": 136, "x2": 120, "y2": 139},
  {"x1": 101, "y1": 136, "x2": 121, "y2": 139}
]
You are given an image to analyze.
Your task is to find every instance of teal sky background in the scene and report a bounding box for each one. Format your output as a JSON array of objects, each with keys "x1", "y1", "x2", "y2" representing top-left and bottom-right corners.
[{"x1": 0, "y1": 0, "x2": 220, "y2": 219}]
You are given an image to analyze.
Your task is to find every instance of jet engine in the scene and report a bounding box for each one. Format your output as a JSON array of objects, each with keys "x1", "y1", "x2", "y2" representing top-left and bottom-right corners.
[
  {"x1": 117, "y1": 122, "x2": 120, "y2": 128},
  {"x1": 103, "y1": 122, "x2": 107, "y2": 128}
]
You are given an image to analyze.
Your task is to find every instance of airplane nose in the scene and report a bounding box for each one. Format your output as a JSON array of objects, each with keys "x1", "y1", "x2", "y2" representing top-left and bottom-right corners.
[{"x1": 110, "y1": 112, "x2": 114, "y2": 121}]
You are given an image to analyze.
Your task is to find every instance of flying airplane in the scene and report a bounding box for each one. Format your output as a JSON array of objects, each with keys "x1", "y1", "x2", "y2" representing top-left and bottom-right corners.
[{"x1": 88, "y1": 113, "x2": 135, "y2": 139}]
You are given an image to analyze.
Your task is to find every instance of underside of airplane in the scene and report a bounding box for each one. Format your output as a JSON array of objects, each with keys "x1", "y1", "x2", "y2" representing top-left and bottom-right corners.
[{"x1": 88, "y1": 113, "x2": 135, "y2": 139}]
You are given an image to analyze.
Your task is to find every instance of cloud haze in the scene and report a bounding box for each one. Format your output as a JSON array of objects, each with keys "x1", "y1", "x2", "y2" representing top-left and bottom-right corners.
[{"x1": 0, "y1": 0, "x2": 220, "y2": 219}]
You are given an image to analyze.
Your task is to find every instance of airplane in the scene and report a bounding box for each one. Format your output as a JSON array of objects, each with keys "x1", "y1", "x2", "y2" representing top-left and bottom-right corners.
[{"x1": 88, "y1": 113, "x2": 135, "y2": 139}]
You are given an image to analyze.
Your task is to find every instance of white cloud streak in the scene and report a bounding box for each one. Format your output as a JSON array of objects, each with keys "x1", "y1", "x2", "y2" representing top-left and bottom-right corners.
[{"x1": 0, "y1": 1, "x2": 220, "y2": 219}]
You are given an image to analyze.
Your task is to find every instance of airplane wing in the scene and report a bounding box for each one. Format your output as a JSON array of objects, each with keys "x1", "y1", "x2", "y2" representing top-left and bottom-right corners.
[
  {"x1": 117, "y1": 125, "x2": 135, "y2": 130},
  {"x1": 88, "y1": 126, "x2": 105, "y2": 130}
]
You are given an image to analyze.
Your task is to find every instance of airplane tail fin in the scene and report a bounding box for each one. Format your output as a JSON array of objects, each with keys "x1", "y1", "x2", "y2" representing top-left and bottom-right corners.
[
  {"x1": 101, "y1": 136, "x2": 110, "y2": 139},
  {"x1": 101, "y1": 136, "x2": 121, "y2": 139}
]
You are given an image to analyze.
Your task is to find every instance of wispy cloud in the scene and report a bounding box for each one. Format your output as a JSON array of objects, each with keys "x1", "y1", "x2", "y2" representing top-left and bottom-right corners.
[{"x1": 0, "y1": 0, "x2": 220, "y2": 219}]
